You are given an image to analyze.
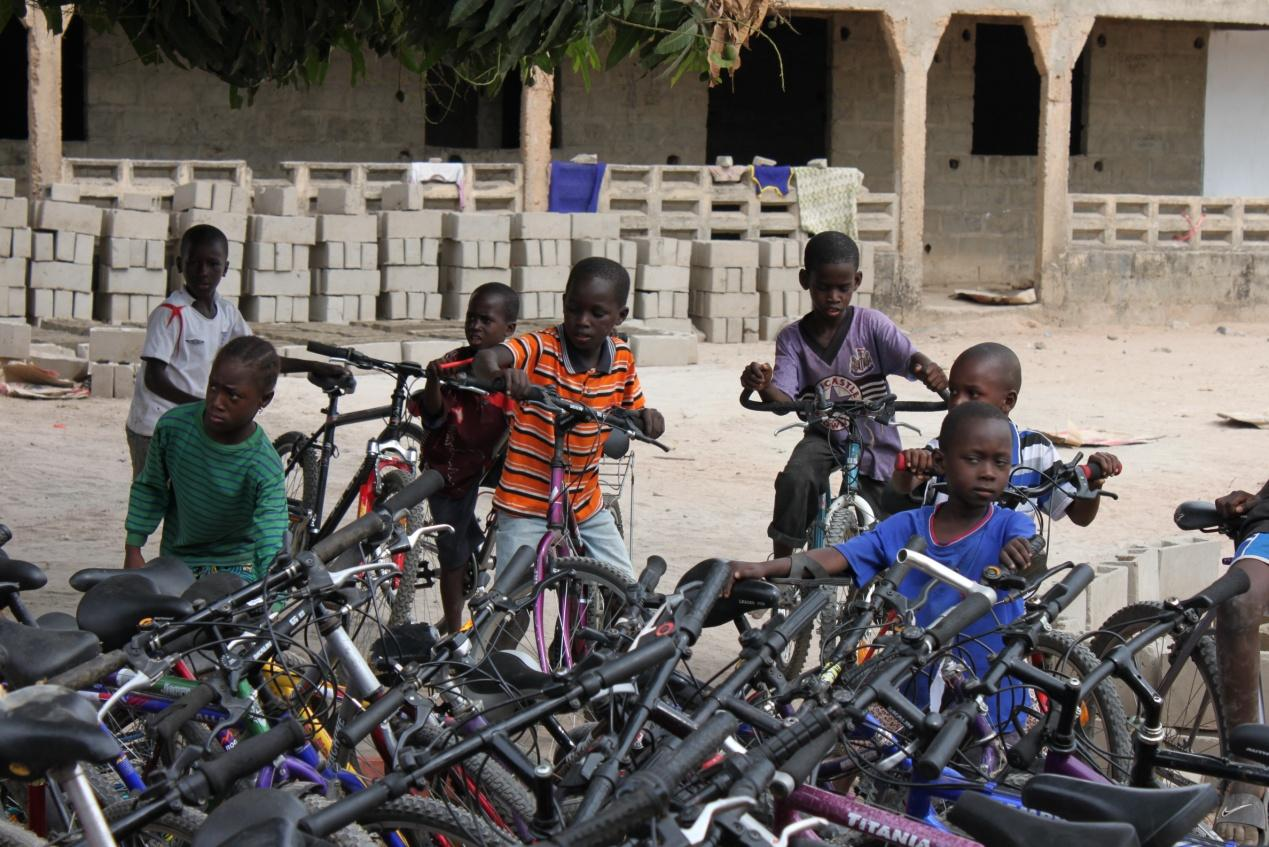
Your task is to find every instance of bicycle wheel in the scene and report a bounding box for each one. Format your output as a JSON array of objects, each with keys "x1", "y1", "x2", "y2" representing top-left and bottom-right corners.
[
  {"x1": 354, "y1": 795, "x2": 515, "y2": 846},
  {"x1": 274, "y1": 431, "x2": 320, "y2": 552},
  {"x1": 405, "y1": 722, "x2": 534, "y2": 834},
  {"x1": 373, "y1": 466, "x2": 446, "y2": 631},
  {"x1": 1089, "y1": 601, "x2": 1228, "y2": 786},
  {"x1": 102, "y1": 798, "x2": 205, "y2": 846},
  {"x1": 602, "y1": 495, "x2": 624, "y2": 542},
  {"x1": 816, "y1": 497, "x2": 870, "y2": 665}
]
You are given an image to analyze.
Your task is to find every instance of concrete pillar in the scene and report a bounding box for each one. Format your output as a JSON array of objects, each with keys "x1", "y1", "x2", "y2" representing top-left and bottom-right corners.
[
  {"x1": 521, "y1": 67, "x2": 555, "y2": 212},
  {"x1": 1026, "y1": 16, "x2": 1095, "y2": 305},
  {"x1": 879, "y1": 13, "x2": 948, "y2": 313},
  {"x1": 22, "y1": 7, "x2": 72, "y2": 199}
]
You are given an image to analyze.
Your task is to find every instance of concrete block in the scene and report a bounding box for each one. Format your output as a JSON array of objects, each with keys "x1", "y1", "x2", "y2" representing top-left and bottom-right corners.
[
  {"x1": 691, "y1": 291, "x2": 758, "y2": 319},
  {"x1": 0, "y1": 257, "x2": 23, "y2": 289},
  {"x1": 1087, "y1": 564, "x2": 1130, "y2": 634},
  {"x1": 691, "y1": 240, "x2": 759, "y2": 268},
  {"x1": 759, "y1": 315, "x2": 791, "y2": 340},
  {"x1": 691, "y1": 316, "x2": 742, "y2": 343},
  {"x1": 27, "y1": 288, "x2": 53, "y2": 318},
  {"x1": 442, "y1": 213, "x2": 510, "y2": 241},
  {"x1": 88, "y1": 326, "x2": 145, "y2": 362},
  {"x1": 119, "y1": 193, "x2": 157, "y2": 212},
  {"x1": 570, "y1": 213, "x2": 621, "y2": 240},
  {"x1": 1156, "y1": 536, "x2": 1224, "y2": 601},
  {"x1": 172, "y1": 209, "x2": 248, "y2": 243},
  {"x1": 2, "y1": 229, "x2": 16, "y2": 258},
  {"x1": 641, "y1": 317, "x2": 694, "y2": 333},
  {"x1": 743, "y1": 317, "x2": 759, "y2": 342},
  {"x1": 377, "y1": 290, "x2": 408, "y2": 320},
  {"x1": 145, "y1": 240, "x2": 165, "y2": 270},
  {"x1": 173, "y1": 182, "x2": 214, "y2": 212},
  {"x1": 0, "y1": 197, "x2": 28, "y2": 229},
  {"x1": 272, "y1": 242, "x2": 292, "y2": 272},
  {"x1": 243, "y1": 269, "x2": 310, "y2": 297},
  {"x1": 30, "y1": 350, "x2": 88, "y2": 381},
  {"x1": 0, "y1": 178, "x2": 13, "y2": 198},
  {"x1": 250, "y1": 214, "x2": 317, "y2": 245},
  {"x1": 519, "y1": 292, "x2": 538, "y2": 320},
  {"x1": 540, "y1": 239, "x2": 559, "y2": 266},
  {"x1": 316, "y1": 214, "x2": 376, "y2": 244},
  {"x1": 74, "y1": 233, "x2": 94, "y2": 265},
  {"x1": 241, "y1": 296, "x2": 276, "y2": 323},
  {"x1": 218, "y1": 269, "x2": 242, "y2": 298},
  {"x1": 441, "y1": 291, "x2": 469, "y2": 319},
  {"x1": 311, "y1": 242, "x2": 344, "y2": 270},
  {"x1": 378, "y1": 210, "x2": 445, "y2": 240},
  {"x1": 29, "y1": 260, "x2": 92, "y2": 291},
  {"x1": 381, "y1": 183, "x2": 423, "y2": 211},
  {"x1": 102, "y1": 236, "x2": 133, "y2": 269},
  {"x1": 292, "y1": 246, "x2": 309, "y2": 272},
  {"x1": 511, "y1": 240, "x2": 541, "y2": 267},
  {"x1": 475, "y1": 240, "x2": 510, "y2": 269},
  {"x1": 112, "y1": 363, "x2": 135, "y2": 398},
  {"x1": 380, "y1": 238, "x2": 406, "y2": 266},
  {"x1": 32, "y1": 232, "x2": 53, "y2": 262},
  {"x1": 46, "y1": 183, "x2": 80, "y2": 203},
  {"x1": 571, "y1": 239, "x2": 623, "y2": 261},
  {"x1": 313, "y1": 269, "x2": 379, "y2": 296},
  {"x1": 4, "y1": 287, "x2": 23, "y2": 317},
  {"x1": 633, "y1": 291, "x2": 659, "y2": 318},
  {"x1": 412, "y1": 292, "x2": 442, "y2": 320},
  {"x1": 70, "y1": 291, "x2": 89, "y2": 320},
  {"x1": 54, "y1": 231, "x2": 77, "y2": 263},
  {"x1": 511, "y1": 266, "x2": 566, "y2": 293},
  {"x1": 246, "y1": 242, "x2": 275, "y2": 272},
  {"x1": 1116, "y1": 545, "x2": 1161, "y2": 605},
  {"x1": 441, "y1": 266, "x2": 503, "y2": 294},
  {"x1": 786, "y1": 240, "x2": 802, "y2": 266},
  {"x1": 421, "y1": 238, "x2": 440, "y2": 265},
  {"x1": 511, "y1": 212, "x2": 572, "y2": 240},
  {"x1": 636, "y1": 265, "x2": 690, "y2": 292},
  {"x1": 635, "y1": 237, "x2": 689, "y2": 267},
  {"x1": 11, "y1": 229, "x2": 29, "y2": 260},
  {"x1": 254, "y1": 186, "x2": 298, "y2": 217},
  {"x1": 757, "y1": 239, "x2": 791, "y2": 268},
  {"x1": 620, "y1": 240, "x2": 637, "y2": 270},
  {"x1": 103, "y1": 209, "x2": 168, "y2": 241},
  {"x1": 690, "y1": 266, "x2": 731, "y2": 293},
  {"x1": 97, "y1": 267, "x2": 167, "y2": 295},
  {"x1": 758, "y1": 267, "x2": 801, "y2": 292},
  {"x1": 0, "y1": 321, "x2": 31, "y2": 359},
  {"x1": 381, "y1": 265, "x2": 439, "y2": 293},
  {"x1": 627, "y1": 332, "x2": 698, "y2": 366},
  {"x1": 402, "y1": 339, "x2": 458, "y2": 363},
  {"x1": 361, "y1": 243, "x2": 376, "y2": 270},
  {"x1": 441, "y1": 239, "x2": 481, "y2": 268},
  {"x1": 316, "y1": 187, "x2": 362, "y2": 215},
  {"x1": 89, "y1": 361, "x2": 114, "y2": 397}
]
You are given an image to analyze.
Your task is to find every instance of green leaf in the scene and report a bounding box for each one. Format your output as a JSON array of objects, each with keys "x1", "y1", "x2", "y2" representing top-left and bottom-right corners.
[
  {"x1": 653, "y1": 19, "x2": 695, "y2": 56},
  {"x1": 605, "y1": 24, "x2": 643, "y2": 70},
  {"x1": 485, "y1": 0, "x2": 519, "y2": 30},
  {"x1": 448, "y1": 0, "x2": 489, "y2": 26}
]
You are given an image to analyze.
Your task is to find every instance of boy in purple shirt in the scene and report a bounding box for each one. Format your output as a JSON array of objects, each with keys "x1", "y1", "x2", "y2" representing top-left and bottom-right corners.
[{"x1": 741, "y1": 232, "x2": 947, "y2": 557}]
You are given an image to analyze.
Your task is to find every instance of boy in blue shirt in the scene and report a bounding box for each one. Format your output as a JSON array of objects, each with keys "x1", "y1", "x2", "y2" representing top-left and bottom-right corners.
[{"x1": 730, "y1": 401, "x2": 1036, "y2": 725}]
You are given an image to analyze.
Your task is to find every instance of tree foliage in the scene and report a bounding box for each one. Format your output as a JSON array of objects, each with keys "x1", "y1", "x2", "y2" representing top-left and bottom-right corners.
[{"x1": 1, "y1": 0, "x2": 780, "y2": 105}]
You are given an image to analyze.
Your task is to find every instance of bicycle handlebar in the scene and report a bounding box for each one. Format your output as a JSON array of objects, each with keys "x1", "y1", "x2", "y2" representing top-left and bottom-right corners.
[
  {"x1": 520, "y1": 386, "x2": 671, "y2": 452},
  {"x1": 306, "y1": 341, "x2": 426, "y2": 378},
  {"x1": 739, "y1": 388, "x2": 946, "y2": 419},
  {"x1": 678, "y1": 559, "x2": 733, "y2": 643},
  {"x1": 195, "y1": 718, "x2": 306, "y2": 797},
  {"x1": 309, "y1": 470, "x2": 443, "y2": 563}
]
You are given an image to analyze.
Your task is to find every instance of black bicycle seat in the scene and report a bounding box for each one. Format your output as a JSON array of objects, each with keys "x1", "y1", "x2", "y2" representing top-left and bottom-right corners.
[
  {"x1": 35, "y1": 611, "x2": 79, "y2": 631},
  {"x1": 76, "y1": 574, "x2": 195, "y2": 650},
  {"x1": 69, "y1": 555, "x2": 196, "y2": 596},
  {"x1": 948, "y1": 790, "x2": 1140, "y2": 847},
  {"x1": 0, "y1": 684, "x2": 121, "y2": 781},
  {"x1": 1022, "y1": 773, "x2": 1218, "y2": 847},
  {"x1": 0, "y1": 559, "x2": 47, "y2": 592},
  {"x1": 1229, "y1": 723, "x2": 1269, "y2": 766},
  {"x1": 468, "y1": 649, "x2": 554, "y2": 696},
  {"x1": 308, "y1": 369, "x2": 356, "y2": 395},
  {"x1": 1173, "y1": 500, "x2": 1227, "y2": 532},
  {"x1": 192, "y1": 787, "x2": 310, "y2": 847},
  {"x1": 0, "y1": 619, "x2": 100, "y2": 688},
  {"x1": 676, "y1": 559, "x2": 783, "y2": 628}
]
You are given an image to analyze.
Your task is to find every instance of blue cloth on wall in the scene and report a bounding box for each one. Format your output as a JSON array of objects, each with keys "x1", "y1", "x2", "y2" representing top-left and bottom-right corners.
[
  {"x1": 548, "y1": 161, "x2": 607, "y2": 213},
  {"x1": 752, "y1": 165, "x2": 791, "y2": 196}
]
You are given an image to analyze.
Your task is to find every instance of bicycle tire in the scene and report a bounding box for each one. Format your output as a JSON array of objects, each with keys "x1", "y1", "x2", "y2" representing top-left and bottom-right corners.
[
  {"x1": 1089, "y1": 601, "x2": 1229, "y2": 785},
  {"x1": 274, "y1": 430, "x2": 321, "y2": 540},
  {"x1": 353, "y1": 795, "x2": 515, "y2": 846},
  {"x1": 102, "y1": 797, "x2": 206, "y2": 846},
  {"x1": 373, "y1": 466, "x2": 443, "y2": 630},
  {"x1": 816, "y1": 497, "x2": 870, "y2": 664},
  {"x1": 602, "y1": 495, "x2": 624, "y2": 543},
  {"x1": 407, "y1": 722, "x2": 535, "y2": 830},
  {"x1": 300, "y1": 792, "x2": 376, "y2": 847}
]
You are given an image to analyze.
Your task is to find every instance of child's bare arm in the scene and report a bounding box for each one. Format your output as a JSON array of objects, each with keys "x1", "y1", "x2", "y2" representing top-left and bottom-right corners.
[
  {"x1": 726, "y1": 547, "x2": 849, "y2": 595},
  {"x1": 143, "y1": 359, "x2": 202, "y2": 406},
  {"x1": 740, "y1": 362, "x2": 794, "y2": 404},
  {"x1": 1066, "y1": 451, "x2": 1122, "y2": 527},
  {"x1": 888, "y1": 448, "x2": 937, "y2": 496},
  {"x1": 907, "y1": 352, "x2": 948, "y2": 394}
]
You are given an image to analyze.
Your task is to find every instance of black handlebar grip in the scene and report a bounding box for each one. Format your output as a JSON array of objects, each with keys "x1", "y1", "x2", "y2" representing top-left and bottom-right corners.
[
  {"x1": 654, "y1": 711, "x2": 738, "y2": 789},
  {"x1": 337, "y1": 687, "x2": 407, "y2": 748},
  {"x1": 306, "y1": 341, "x2": 352, "y2": 360},
  {"x1": 772, "y1": 587, "x2": 830, "y2": 648},
  {"x1": 152, "y1": 682, "x2": 220, "y2": 742},
  {"x1": 45, "y1": 648, "x2": 127, "y2": 689},
  {"x1": 1028, "y1": 535, "x2": 1047, "y2": 558},
  {"x1": 493, "y1": 545, "x2": 535, "y2": 597},
  {"x1": 777, "y1": 725, "x2": 839, "y2": 794},
  {"x1": 760, "y1": 706, "x2": 836, "y2": 768},
  {"x1": 926, "y1": 593, "x2": 993, "y2": 649},
  {"x1": 1186, "y1": 567, "x2": 1251, "y2": 610},
  {"x1": 1005, "y1": 713, "x2": 1048, "y2": 770},
  {"x1": 309, "y1": 512, "x2": 387, "y2": 563},
  {"x1": 638, "y1": 556, "x2": 668, "y2": 594},
  {"x1": 678, "y1": 559, "x2": 733, "y2": 643},
  {"x1": 198, "y1": 718, "x2": 306, "y2": 796},
  {"x1": 583, "y1": 636, "x2": 678, "y2": 692},
  {"x1": 914, "y1": 706, "x2": 973, "y2": 780},
  {"x1": 381, "y1": 469, "x2": 444, "y2": 518},
  {"x1": 303, "y1": 781, "x2": 396, "y2": 837},
  {"x1": 1039, "y1": 563, "x2": 1095, "y2": 620}
]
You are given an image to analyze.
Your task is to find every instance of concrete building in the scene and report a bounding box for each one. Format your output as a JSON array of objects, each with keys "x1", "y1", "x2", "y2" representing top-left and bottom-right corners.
[{"x1": 7, "y1": 2, "x2": 1269, "y2": 320}]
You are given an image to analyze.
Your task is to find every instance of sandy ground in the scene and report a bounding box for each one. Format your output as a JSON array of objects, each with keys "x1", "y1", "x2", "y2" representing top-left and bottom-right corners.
[{"x1": 2, "y1": 309, "x2": 1267, "y2": 666}]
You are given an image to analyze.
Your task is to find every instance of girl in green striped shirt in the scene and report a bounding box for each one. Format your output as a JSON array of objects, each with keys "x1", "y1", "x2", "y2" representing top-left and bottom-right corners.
[{"x1": 124, "y1": 336, "x2": 288, "y2": 581}]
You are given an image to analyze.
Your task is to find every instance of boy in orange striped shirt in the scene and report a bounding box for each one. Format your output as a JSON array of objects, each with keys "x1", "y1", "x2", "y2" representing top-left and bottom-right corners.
[{"x1": 474, "y1": 257, "x2": 665, "y2": 578}]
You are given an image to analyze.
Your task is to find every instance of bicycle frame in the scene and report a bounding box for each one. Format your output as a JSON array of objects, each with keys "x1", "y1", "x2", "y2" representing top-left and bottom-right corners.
[{"x1": 531, "y1": 427, "x2": 588, "y2": 671}]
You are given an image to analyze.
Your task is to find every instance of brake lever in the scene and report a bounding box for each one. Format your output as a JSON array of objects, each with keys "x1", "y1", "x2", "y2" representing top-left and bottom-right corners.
[{"x1": 681, "y1": 797, "x2": 756, "y2": 845}]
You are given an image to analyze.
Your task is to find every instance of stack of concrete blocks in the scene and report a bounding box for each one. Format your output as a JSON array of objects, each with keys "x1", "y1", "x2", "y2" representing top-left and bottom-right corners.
[
  {"x1": 309, "y1": 188, "x2": 378, "y2": 324},
  {"x1": 569, "y1": 213, "x2": 636, "y2": 316},
  {"x1": 377, "y1": 184, "x2": 443, "y2": 320},
  {"x1": 0, "y1": 178, "x2": 31, "y2": 317},
  {"x1": 688, "y1": 240, "x2": 759, "y2": 343},
  {"x1": 86, "y1": 326, "x2": 143, "y2": 399},
  {"x1": 755, "y1": 239, "x2": 809, "y2": 341},
  {"x1": 242, "y1": 186, "x2": 313, "y2": 324},
  {"x1": 509, "y1": 213, "x2": 571, "y2": 322},
  {"x1": 440, "y1": 213, "x2": 510, "y2": 320},
  {"x1": 631, "y1": 238, "x2": 691, "y2": 332},
  {"x1": 94, "y1": 197, "x2": 171, "y2": 324},
  {"x1": 170, "y1": 181, "x2": 248, "y2": 306},
  {"x1": 28, "y1": 184, "x2": 102, "y2": 320}
]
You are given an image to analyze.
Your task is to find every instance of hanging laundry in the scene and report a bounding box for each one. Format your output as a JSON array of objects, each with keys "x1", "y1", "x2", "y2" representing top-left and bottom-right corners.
[
  {"x1": 792, "y1": 167, "x2": 863, "y2": 238},
  {"x1": 751, "y1": 164, "x2": 792, "y2": 196},
  {"x1": 548, "y1": 161, "x2": 607, "y2": 213}
]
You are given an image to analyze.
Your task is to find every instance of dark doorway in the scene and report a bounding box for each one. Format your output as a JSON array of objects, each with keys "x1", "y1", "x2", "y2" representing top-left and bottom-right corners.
[
  {"x1": 971, "y1": 23, "x2": 1039, "y2": 155},
  {"x1": 426, "y1": 72, "x2": 560, "y2": 151},
  {"x1": 706, "y1": 16, "x2": 829, "y2": 165},
  {"x1": 0, "y1": 14, "x2": 88, "y2": 141}
]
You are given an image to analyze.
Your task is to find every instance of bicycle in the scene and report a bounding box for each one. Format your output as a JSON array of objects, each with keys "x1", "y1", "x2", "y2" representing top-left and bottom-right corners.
[{"x1": 739, "y1": 387, "x2": 947, "y2": 675}]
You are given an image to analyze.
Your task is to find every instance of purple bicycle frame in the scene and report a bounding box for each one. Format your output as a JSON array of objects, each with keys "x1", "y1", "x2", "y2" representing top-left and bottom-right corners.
[{"x1": 531, "y1": 458, "x2": 590, "y2": 670}]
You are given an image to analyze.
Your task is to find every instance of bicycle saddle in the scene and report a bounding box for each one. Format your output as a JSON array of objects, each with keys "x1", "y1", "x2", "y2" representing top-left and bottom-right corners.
[
  {"x1": 1229, "y1": 723, "x2": 1269, "y2": 766},
  {"x1": 469, "y1": 649, "x2": 554, "y2": 696},
  {"x1": 308, "y1": 369, "x2": 356, "y2": 395},
  {"x1": 192, "y1": 787, "x2": 310, "y2": 847},
  {"x1": 1173, "y1": 500, "x2": 1226, "y2": 532},
  {"x1": 948, "y1": 790, "x2": 1140, "y2": 847},
  {"x1": 676, "y1": 559, "x2": 783, "y2": 628},
  {"x1": 69, "y1": 555, "x2": 196, "y2": 596},
  {"x1": 0, "y1": 619, "x2": 100, "y2": 688},
  {"x1": 0, "y1": 559, "x2": 47, "y2": 592},
  {"x1": 1021, "y1": 773, "x2": 1218, "y2": 847},
  {"x1": 0, "y1": 684, "x2": 121, "y2": 780},
  {"x1": 76, "y1": 573, "x2": 195, "y2": 650},
  {"x1": 35, "y1": 611, "x2": 80, "y2": 630}
]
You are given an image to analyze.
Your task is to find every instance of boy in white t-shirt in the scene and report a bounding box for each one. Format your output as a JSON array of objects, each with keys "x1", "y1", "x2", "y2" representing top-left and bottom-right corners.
[{"x1": 125, "y1": 225, "x2": 345, "y2": 477}]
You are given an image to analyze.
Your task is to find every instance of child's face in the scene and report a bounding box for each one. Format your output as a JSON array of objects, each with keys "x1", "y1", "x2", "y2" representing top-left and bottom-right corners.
[
  {"x1": 562, "y1": 277, "x2": 626, "y2": 354},
  {"x1": 936, "y1": 419, "x2": 1014, "y2": 509},
  {"x1": 465, "y1": 294, "x2": 515, "y2": 350},
  {"x1": 179, "y1": 240, "x2": 229, "y2": 301},
  {"x1": 204, "y1": 358, "x2": 272, "y2": 442},
  {"x1": 947, "y1": 357, "x2": 1018, "y2": 415},
  {"x1": 800, "y1": 262, "x2": 860, "y2": 321}
]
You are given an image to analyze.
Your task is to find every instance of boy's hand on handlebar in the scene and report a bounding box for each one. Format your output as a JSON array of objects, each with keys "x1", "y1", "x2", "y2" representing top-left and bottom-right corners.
[
  {"x1": 741, "y1": 362, "x2": 773, "y2": 392},
  {"x1": 912, "y1": 360, "x2": 948, "y2": 394},
  {"x1": 897, "y1": 448, "x2": 936, "y2": 483},
  {"x1": 501, "y1": 368, "x2": 532, "y2": 399},
  {"x1": 1086, "y1": 452, "x2": 1122, "y2": 488},
  {"x1": 725, "y1": 560, "x2": 777, "y2": 597},
  {"x1": 998, "y1": 537, "x2": 1033, "y2": 572},
  {"x1": 1217, "y1": 489, "x2": 1260, "y2": 518},
  {"x1": 640, "y1": 408, "x2": 666, "y2": 439}
]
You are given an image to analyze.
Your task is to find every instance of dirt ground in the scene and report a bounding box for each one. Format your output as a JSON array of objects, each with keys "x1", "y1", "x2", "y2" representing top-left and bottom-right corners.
[{"x1": 2, "y1": 308, "x2": 1267, "y2": 663}]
